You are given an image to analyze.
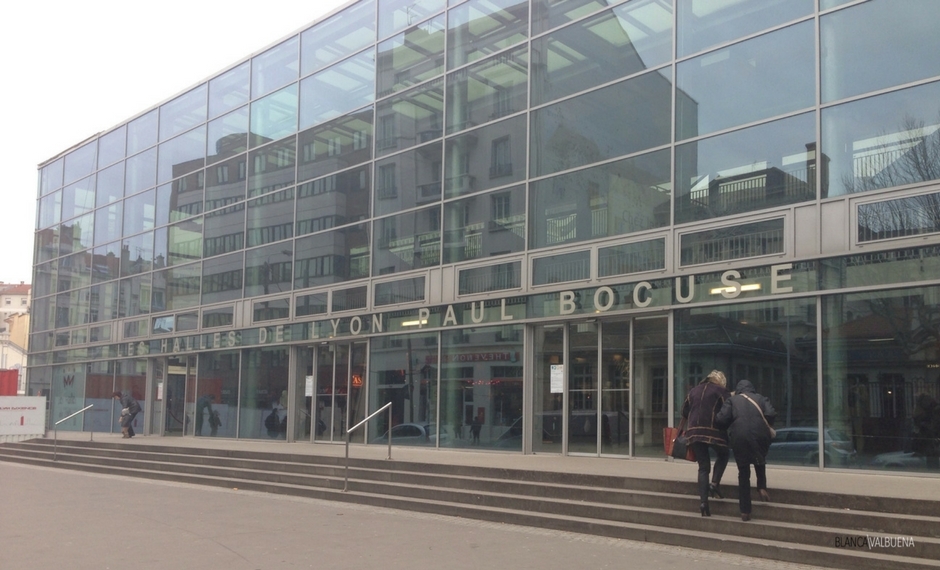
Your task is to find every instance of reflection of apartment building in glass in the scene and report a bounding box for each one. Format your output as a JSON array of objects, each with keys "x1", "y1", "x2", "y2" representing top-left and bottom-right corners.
[{"x1": 30, "y1": 0, "x2": 940, "y2": 474}]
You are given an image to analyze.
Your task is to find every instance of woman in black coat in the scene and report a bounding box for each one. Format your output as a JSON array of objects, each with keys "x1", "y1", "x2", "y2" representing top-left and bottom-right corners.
[
  {"x1": 680, "y1": 370, "x2": 731, "y2": 517},
  {"x1": 716, "y1": 380, "x2": 775, "y2": 521},
  {"x1": 112, "y1": 391, "x2": 141, "y2": 439}
]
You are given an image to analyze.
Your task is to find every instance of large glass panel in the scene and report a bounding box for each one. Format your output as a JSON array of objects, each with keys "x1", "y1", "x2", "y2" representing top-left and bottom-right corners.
[
  {"x1": 332, "y1": 286, "x2": 368, "y2": 312},
  {"x1": 96, "y1": 162, "x2": 124, "y2": 207},
  {"x1": 298, "y1": 109, "x2": 373, "y2": 183},
  {"x1": 92, "y1": 241, "x2": 120, "y2": 283},
  {"x1": 249, "y1": 85, "x2": 298, "y2": 147},
  {"x1": 204, "y1": 155, "x2": 248, "y2": 211},
  {"x1": 378, "y1": 0, "x2": 445, "y2": 39},
  {"x1": 244, "y1": 243, "x2": 292, "y2": 297},
  {"x1": 240, "y1": 346, "x2": 290, "y2": 439},
  {"x1": 530, "y1": 70, "x2": 672, "y2": 177},
  {"x1": 198, "y1": 351, "x2": 240, "y2": 438},
  {"x1": 821, "y1": 81, "x2": 940, "y2": 198},
  {"x1": 532, "y1": 250, "x2": 590, "y2": 285},
  {"x1": 38, "y1": 191, "x2": 62, "y2": 230},
  {"x1": 58, "y1": 251, "x2": 92, "y2": 292},
  {"x1": 299, "y1": 50, "x2": 375, "y2": 130},
  {"x1": 368, "y1": 331, "x2": 439, "y2": 444},
  {"x1": 246, "y1": 187, "x2": 294, "y2": 247},
  {"x1": 675, "y1": 112, "x2": 816, "y2": 224},
  {"x1": 447, "y1": 0, "x2": 527, "y2": 70},
  {"x1": 630, "y1": 317, "x2": 668, "y2": 457},
  {"x1": 163, "y1": 262, "x2": 201, "y2": 311},
  {"x1": 119, "y1": 274, "x2": 152, "y2": 317},
  {"x1": 158, "y1": 126, "x2": 206, "y2": 184},
  {"x1": 89, "y1": 281, "x2": 119, "y2": 323},
  {"x1": 532, "y1": 0, "x2": 626, "y2": 35},
  {"x1": 162, "y1": 356, "x2": 195, "y2": 435},
  {"x1": 296, "y1": 167, "x2": 371, "y2": 235},
  {"x1": 203, "y1": 203, "x2": 245, "y2": 258},
  {"x1": 378, "y1": 15, "x2": 445, "y2": 97},
  {"x1": 676, "y1": 0, "x2": 813, "y2": 58},
  {"x1": 372, "y1": 207, "x2": 441, "y2": 274},
  {"x1": 207, "y1": 107, "x2": 249, "y2": 165},
  {"x1": 55, "y1": 289, "x2": 89, "y2": 328},
  {"x1": 676, "y1": 298, "x2": 818, "y2": 466},
  {"x1": 93, "y1": 203, "x2": 122, "y2": 246},
  {"x1": 680, "y1": 218, "x2": 785, "y2": 267},
  {"x1": 32, "y1": 296, "x2": 55, "y2": 332},
  {"x1": 121, "y1": 231, "x2": 153, "y2": 276},
  {"x1": 444, "y1": 185, "x2": 525, "y2": 263},
  {"x1": 457, "y1": 262, "x2": 521, "y2": 295},
  {"x1": 125, "y1": 148, "x2": 158, "y2": 195},
  {"x1": 529, "y1": 149, "x2": 671, "y2": 249},
  {"x1": 444, "y1": 115, "x2": 526, "y2": 198},
  {"x1": 533, "y1": 324, "x2": 564, "y2": 453},
  {"x1": 97, "y1": 126, "x2": 126, "y2": 168},
  {"x1": 374, "y1": 276, "x2": 425, "y2": 306},
  {"x1": 165, "y1": 173, "x2": 205, "y2": 222},
  {"x1": 301, "y1": 0, "x2": 376, "y2": 76},
  {"x1": 40, "y1": 159, "x2": 64, "y2": 197},
  {"x1": 375, "y1": 78, "x2": 444, "y2": 157},
  {"x1": 313, "y1": 344, "x2": 346, "y2": 442},
  {"x1": 59, "y1": 213, "x2": 94, "y2": 257},
  {"x1": 248, "y1": 139, "x2": 295, "y2": 198},
  {"x1": 50, "y1": 364, "x2": 87, "y2": 432},
  {"x1": 374, "y1": 143, "x2": 443, "y2": 216},
  {"x1": 598, "y1": 238, "x2": 666, "y2": 278},
  {"x1": 123, "y1": 189, "x2": 156, "y2": 236},
  {"x1": 167, "y1": 216, "x2": 203, "y2": 266},
  {"x1": 437, "y1": 324, "x2": 524, "y2": 450},
  {"x1": 127, "y1": 109, "x2": 158, "y2": 155},
  {"x1": 822, "y1": 0, "x2": 940, "y2": 103},
  {"x1": 532, "y1": 0, "x2": 671, "y2": 106},
  {"x1": 61, "y1": 176, "x2": 96, "y2": 221},
  {"x1": 251, "y1": 37, "x2": 299, "y2": 99},
  {"x1": 35, "y1": 227, "x2": 60, "y2": 264},
  {"x1": 676, "y1": 21, "x2": 814, "y2": 141},
  {"x1": 209, "y1": 62, "x2": 250, "y2": 119},
  {"x1": 253, "y1": 297, "x2": 290, "y2": 322},
  {"x1": 568, "y1": 321, "x2": 598, "y2": 454},
  {"x1": 201, "y1": 252, "x2": 244, "y2": 305},
  {"x1": 63, "y1": 142, "x2": 97, "y2": 186},
  {"x1": 160, "y1": 85, "x2": 207, "y2": 141},
  {"x1": 294, "y1": 224, "x2": 371, "y2": 289},
  {"x1": 446, "y1": 46, "x2": 527, "y2": 135}
]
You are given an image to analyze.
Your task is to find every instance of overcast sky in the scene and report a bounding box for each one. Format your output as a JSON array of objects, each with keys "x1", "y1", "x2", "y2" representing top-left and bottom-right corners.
[{"x1": 0, "y1": 0, "x2": 351, "y2": 284}]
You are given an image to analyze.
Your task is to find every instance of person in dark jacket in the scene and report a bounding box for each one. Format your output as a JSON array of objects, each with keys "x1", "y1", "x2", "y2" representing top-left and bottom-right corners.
[
  {"x1": 680, "y1": 370, "x2": 731, "y2": 517},
  {"x1": 716, "y1": 380, "x2": 775, "y2": 520},
  {"x1": 112, "y1": 391, "x2": 141, "y2": 439}
]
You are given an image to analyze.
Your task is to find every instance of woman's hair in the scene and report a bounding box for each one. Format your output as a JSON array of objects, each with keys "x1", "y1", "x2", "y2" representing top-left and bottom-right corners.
[
  {"x1": 705, "y1": 370, "x2": 727, "y2": 389},
  {"x1": 111, "y1": 391, "x2": 122, "y2": 398}
]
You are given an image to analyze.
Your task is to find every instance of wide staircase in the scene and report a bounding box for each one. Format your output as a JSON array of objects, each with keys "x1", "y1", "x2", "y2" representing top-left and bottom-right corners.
[{"x1": 1, "y1": 438, "x2": 938, "y2": 569}]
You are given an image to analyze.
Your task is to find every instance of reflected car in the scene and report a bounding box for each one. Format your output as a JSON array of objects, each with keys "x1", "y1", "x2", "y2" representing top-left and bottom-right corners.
[
  {"x1": 870, "y1": 451, "x2": 928, "y2": 469},
  {"x1": 372, "y1": 423, "x2": 450, "y2": 446},
  {"x1": 767, "y1": 427, "x2": 857, "y2": 465}
]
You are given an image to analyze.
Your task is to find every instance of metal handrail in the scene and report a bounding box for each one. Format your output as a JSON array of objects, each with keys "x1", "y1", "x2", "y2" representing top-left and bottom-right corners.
[
  {"x1": 343, "y1": 402, "x2": 392, "y2": 492},
  {"x1": 53, "y1": 405, "x2": 94, "y2": 462}
]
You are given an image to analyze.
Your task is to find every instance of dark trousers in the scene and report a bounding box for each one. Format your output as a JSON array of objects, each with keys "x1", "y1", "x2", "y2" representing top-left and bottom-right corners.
[
  {"x1": 691, "y1": 441, "x2": 729, "y2": 504},
  {"x1": 734, "y1": 456, "x2": 767, "y2": 515}
]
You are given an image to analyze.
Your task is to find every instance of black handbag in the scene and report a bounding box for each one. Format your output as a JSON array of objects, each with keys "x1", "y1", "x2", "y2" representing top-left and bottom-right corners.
[{"x1": 671, "y1": 434, "x2": 695, "y2": 461}]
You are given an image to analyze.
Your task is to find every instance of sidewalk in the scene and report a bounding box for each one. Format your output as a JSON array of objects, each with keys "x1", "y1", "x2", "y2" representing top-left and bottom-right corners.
[{"x1": 0, "y1": 459, "x2": 829, "y2": 570}]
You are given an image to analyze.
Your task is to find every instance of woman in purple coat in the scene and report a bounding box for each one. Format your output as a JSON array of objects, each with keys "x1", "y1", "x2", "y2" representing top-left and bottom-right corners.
[{"x1": 680, "y1": 370, "x2": 731, "y2": 517}]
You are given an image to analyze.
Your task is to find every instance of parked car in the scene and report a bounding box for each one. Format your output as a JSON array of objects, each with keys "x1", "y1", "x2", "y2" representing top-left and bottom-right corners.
[
  {"x1": 767, "y1": 427, "x2": 856, "y2": 466},
  {"x1": 870, "y1": 451, "x2": 928, "y2": 469},
  {"x1": 372, "y1": 423, "x2": 449, "y2": 446}
]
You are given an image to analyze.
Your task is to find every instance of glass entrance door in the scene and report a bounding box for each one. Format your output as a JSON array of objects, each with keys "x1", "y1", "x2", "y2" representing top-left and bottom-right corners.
[
  {"x1": 532, "y1": 316, "x2": 668, "y2": 456},
  {"x1": 163, "y1": 356, "x2": 195, "y2": 436},
  {"x1": 307, "y1": 342, "x2": 367, "y2": 443}
]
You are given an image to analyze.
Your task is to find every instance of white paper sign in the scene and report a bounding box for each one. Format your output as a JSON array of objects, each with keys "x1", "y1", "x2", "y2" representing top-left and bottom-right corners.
[
  {"x1": 550, "y1": 365, "x2": 564, "y2": 393},
  {"x1": 0, "y1": 397, "x2": 47, "y2": 436},
  {"x1": 305, "y1": 375, "x2": 314, "y2": 397}
]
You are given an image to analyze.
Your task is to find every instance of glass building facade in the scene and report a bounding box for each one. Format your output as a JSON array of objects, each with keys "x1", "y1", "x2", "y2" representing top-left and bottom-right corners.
[{"x1": 30, "y1": 0, "x2": 940, "y2": 474}]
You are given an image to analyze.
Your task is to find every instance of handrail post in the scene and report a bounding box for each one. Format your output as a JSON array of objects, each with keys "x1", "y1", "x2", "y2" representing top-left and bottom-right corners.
[
  {"x1": 343, "y1": 402, "x2": 392, "y2": 492},
  {"x1": 53, "y1": 404, "x2": 95, "y2": 462}
]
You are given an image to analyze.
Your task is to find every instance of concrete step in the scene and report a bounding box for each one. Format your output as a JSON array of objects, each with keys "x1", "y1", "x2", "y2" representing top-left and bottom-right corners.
[{"x1": 2, "y1": 439, "x2": 938, "y2": 570}]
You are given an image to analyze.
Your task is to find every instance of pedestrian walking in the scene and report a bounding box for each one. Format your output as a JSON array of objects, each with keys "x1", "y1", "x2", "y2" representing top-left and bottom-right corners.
[
  {"x1": 680, "y1": 370, "x2": 731, "y2": 517},
  {"x1": 112, "y1": 391, "x2": 141, "y2": 439}
]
